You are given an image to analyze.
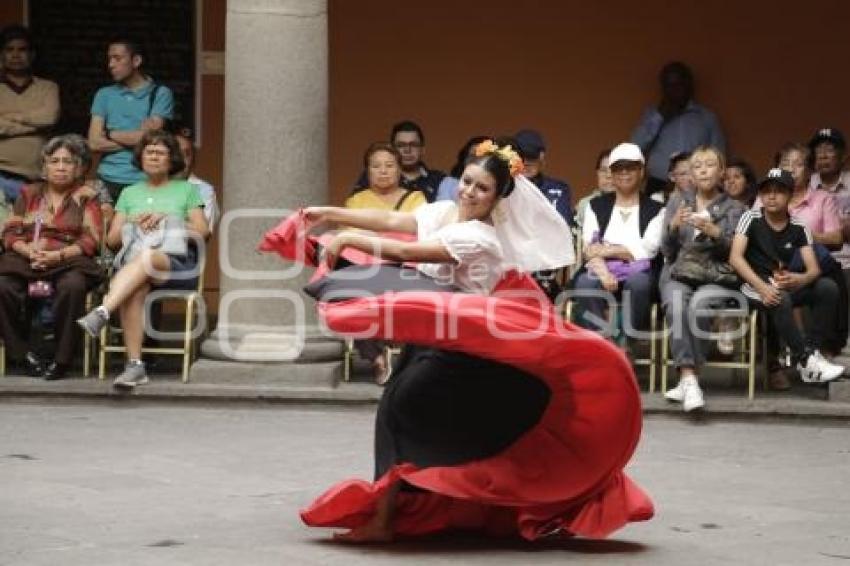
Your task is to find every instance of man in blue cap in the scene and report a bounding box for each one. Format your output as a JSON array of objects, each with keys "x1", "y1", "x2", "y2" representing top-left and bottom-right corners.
[
  {"x1": 514, "y1": 129, "x2": 574, "y2": 227},
  {"x1": 513, "y1": 129, "x2": 575, "y2": 302}
]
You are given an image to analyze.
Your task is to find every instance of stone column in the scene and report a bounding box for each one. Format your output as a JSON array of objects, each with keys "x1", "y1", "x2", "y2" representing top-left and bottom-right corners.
[{"x1": 198, "y1": 0, "x2": 342, "y2": 377}]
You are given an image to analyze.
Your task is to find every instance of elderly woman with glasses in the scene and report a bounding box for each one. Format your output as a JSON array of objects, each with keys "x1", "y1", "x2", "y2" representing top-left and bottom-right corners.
[
  {"x1": 0, "y1": 134, "x2": 103, "y2": 379},
  {"x1": 77, "y1": 129, "x2": 208, "y2": 390}
]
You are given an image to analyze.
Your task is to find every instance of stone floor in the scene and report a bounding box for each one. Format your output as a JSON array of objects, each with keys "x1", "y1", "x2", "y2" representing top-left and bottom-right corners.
[{"x1": 1, "y1": 402, "x2": 849, "y2": 565}]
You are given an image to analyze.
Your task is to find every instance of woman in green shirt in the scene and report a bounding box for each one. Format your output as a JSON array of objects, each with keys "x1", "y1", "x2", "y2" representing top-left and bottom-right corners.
[{"x1": 77, "y1": 130, "x2": 209, "y2": 389}]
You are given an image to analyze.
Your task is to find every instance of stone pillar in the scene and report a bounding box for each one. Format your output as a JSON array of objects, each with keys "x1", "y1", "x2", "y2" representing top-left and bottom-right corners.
[{"x1": 198, "y1": 0, "x2": 342, "y2": 373}]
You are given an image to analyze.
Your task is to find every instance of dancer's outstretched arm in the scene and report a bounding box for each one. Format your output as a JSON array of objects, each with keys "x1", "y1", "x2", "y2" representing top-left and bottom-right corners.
[
  {"x1": 305, "y1": 206, "x2": 417, "y2": 234},
  {"x1": 323, "y1": 230, "x2": 454, "y2": 267}
]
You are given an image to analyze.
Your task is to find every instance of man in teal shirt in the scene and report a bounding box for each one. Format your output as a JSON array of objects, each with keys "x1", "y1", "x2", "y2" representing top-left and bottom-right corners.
[{"x1": 88, "y1": 38, "x2": 173, "y2": 202}]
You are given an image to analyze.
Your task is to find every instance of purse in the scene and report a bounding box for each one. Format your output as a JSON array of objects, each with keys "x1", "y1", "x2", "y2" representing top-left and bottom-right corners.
[
  {"x1": 670, "y1": 244, "x2": 740, "y2": 288},
  {"x1": 28, "y1": 210, "x2": 55, "y2": 299},
  {"x1": 28, "y1": 279, "x2": 54, "y2": 298}
]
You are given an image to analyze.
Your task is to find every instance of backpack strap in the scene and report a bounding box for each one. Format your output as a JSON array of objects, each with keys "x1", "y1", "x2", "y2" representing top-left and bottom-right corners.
[
  {"x1": 147, "y1": 84, "x2": 160, "y2": 117},
  {"x1": 393, "y1": 190, "x2": 413, "y2": 211}
]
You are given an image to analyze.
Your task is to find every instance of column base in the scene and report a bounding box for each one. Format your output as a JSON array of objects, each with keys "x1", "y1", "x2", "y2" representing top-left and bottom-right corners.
[{"x1": 200, "y1": 324, "x2": 344, "y2": 363}]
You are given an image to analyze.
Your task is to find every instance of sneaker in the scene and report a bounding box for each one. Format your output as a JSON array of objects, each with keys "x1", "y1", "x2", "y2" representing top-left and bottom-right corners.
[
  {"x1": 664, "y1": 379, "x2": 689, "y2": 403},
  {"x1": 797, "y1": 351, "x2": 844, "y2": 384},
  {"x1": 683, "y1": 381, "x2": 706, "y2": 412},
  {"x1": 112, "y1": 361, "x2": 149, "y2": 389},
  {"x1": 76, "y1": 308, "x2": 108, "y2": 338},
  {"x1": 665, "y1": 376, "x2": 705, "y2": 412}
]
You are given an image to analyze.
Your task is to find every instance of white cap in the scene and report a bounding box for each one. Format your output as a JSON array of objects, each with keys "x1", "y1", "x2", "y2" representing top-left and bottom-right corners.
[{"x1": 609, "y1": 143, "x2": 645, "y2": 166}]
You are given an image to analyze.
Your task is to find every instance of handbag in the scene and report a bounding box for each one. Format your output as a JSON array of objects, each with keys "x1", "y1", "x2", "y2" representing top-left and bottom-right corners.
[
  {"x1": 28, "y1": 279, "x2": 54, "y2": 298},
  {"x1": 28, "y1": 210, "x2": 55, "y2": 298},
  {"x1": 670, "y1": 243, "x2": 740, "y2": 288}
]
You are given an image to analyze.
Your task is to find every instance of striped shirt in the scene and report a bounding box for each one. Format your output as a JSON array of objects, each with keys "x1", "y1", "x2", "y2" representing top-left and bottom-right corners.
[{"x1": 736, "y1": 209, "x2": 812, "y2": 300}]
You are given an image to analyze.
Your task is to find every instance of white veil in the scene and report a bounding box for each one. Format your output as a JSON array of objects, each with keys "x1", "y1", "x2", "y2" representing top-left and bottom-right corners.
[{"x1": 491, "y1": 174, "x2": 575, "y2": 272}]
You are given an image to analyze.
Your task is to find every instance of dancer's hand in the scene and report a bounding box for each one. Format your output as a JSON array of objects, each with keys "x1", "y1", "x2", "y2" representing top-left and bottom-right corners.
[
  {"x1": 303, "y1": 206, "x2": 333, "y2": 230},
  {"x1": 322, "y1": 232, "x2": 349, "y2": 270}
]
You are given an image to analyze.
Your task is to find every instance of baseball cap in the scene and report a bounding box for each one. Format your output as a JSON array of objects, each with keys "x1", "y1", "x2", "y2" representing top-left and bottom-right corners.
[
  {"x1": 757, "y1": 168, "x2": 794, "y2": 192},
  {"x1": 609, "y1": 143, "x2": 645, "y2": 166},
  {"x1": 808, "y1": 128, "x2": 846, "y2": 152},
  {"x1": 514, "y1": 129, "x2": 546, "y2": 160}
]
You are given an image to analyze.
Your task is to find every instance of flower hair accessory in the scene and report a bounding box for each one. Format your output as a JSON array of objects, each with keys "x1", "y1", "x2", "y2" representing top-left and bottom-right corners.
[{"x1": 473, "y1": 140, "x2": 525, "y2": 177}]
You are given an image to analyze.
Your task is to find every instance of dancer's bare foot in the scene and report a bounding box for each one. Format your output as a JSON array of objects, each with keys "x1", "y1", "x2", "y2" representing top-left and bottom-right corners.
[
  {"x1": 334, "y1": 482, "x2": 399, "y2": 543},
  {"x1": 332, "y1": 520, "x2": 393, "y2": 543}
]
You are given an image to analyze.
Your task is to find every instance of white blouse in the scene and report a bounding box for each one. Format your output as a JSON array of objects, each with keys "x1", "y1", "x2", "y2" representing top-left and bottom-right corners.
[
  {"x1": 581, "y1": 204, "x2": 663, "y2": 261},
  {"x1": 414, "y1": 201, "x2": 504, "y2": 295}
]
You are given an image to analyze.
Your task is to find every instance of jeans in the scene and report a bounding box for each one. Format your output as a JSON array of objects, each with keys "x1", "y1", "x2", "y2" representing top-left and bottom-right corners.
[{"x1": 573, "y1": 270, "x2": 654, "y2": 337}]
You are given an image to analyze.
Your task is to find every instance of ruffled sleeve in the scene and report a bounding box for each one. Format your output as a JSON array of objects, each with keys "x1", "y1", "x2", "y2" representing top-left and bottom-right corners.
[{"x1": 415, "y1": 201, "x2": 457, "y2": 240}]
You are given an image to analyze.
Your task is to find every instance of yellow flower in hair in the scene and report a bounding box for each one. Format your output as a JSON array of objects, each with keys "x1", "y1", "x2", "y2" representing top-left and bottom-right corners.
[
  {"x1": 473, "y1": 139, "x2": 498, "y2": 157},
  {"x1": 473, "y1": 140, "x2": 525, "y2": 177}
]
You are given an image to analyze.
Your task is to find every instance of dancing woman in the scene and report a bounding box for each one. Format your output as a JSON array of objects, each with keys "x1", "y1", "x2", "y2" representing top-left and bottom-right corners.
[{"x1": 262, "y1": 140, "x2": 653, "y2": 542}]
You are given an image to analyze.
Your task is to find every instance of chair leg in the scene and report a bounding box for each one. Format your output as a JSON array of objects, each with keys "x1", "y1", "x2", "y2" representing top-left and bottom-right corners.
[
  {"x1": 660, "y1": 320, "x2": 669, "y2": 394},
  {"x1": 343, "y1": 339, "x2": 353, "y2": 382},
  {"x1": 98, "y1": 325, "x2": 107, "y2": 380},
  {"x1": 83, "y1": 334, "x2": 90, "y2": 377},
  {"x1": 748, "y1": 311, "x2": 757, "y2": 401},
  {"x1": 649, "y1": 305, "x2": 657, "y2": 393},
  {"x1": 182, "y1": 297, "x2": 196, "y2": 383},
  {"x1": 83, "y1": 293, "x2": 93, "y2": 378}
]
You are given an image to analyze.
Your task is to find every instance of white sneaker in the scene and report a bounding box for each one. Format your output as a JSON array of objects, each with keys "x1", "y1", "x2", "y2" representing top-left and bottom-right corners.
[
  {"x1": 797, "y1": 351, "x2": 844, "y2": 384},
  {"x1": 664, "y1": 379, "x2": 688, "y2": 403},
  {"x1": 683, "y1": 381, "x2": 706, "y2": 412}
]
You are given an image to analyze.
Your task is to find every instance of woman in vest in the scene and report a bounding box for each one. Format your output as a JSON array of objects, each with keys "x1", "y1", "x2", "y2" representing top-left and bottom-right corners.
[{"x1": 574, "y1": 142, "x2": 664, "y2": 339}]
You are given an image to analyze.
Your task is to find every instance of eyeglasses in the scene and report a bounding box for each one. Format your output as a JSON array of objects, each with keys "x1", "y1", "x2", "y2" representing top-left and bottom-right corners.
[
  {"x1": 394, "y1": 142, "x2": 422, "y2": 150},
  {"x1": 143, "y1": 147, "x2": 170, "y2": 157},
  {"x1": 46, "y1": 157, "x2": 78, "y2": 166}
]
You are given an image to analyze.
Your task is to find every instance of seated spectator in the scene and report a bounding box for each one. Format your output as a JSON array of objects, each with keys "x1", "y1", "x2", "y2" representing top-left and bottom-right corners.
[
  {"x1": 0, "y1": 25, "x2": 60, "y2": 204},
  {"x1": 807, "y1": 128, "x2": 850, "y2": 281},
  {"x1": 76, "y1": 130, "x2": 209, "y2": 390},
  {"x1": 660, "y1": 146, "x2": 745, "y2": 412},
  {"x1": 345, "y1": 143, "x2": 427, "y2": 213},
  {"x1": 435, "y1": 135, "x2": 489, "y2": 202},
  {"x1": 574, "y1": 148, "x2": 613, "y2": 231},
  {"x1": 345, "y1": 142, "x2": 427, "y2": 383},
  {"x1": 174, "y1": 126, "x2": 219, "y2": 231},
  {"x1": 0, "y1": 134, "x2": 103, "y2": 379},
  {"x1": 729, "y1": 168, "x2": 844, "y2": 386},
  {"x1": 352, "y1": 121, "x2": 445, "y2": 202},
  {"x1": 724, "y1": 158, "x2": 757, "y2": 208},
  {"x1": 514, "y1": 129, "x2": 575, "y2": 227},
  {"x1": 773, "y1": 143, "x2": 843, "y2": 250},
  {"x1": 573, "y1": 143, "x2": 664, "y2": 337},
  {"x1": 775, "y1": 142, "x2": 847, "y2": 363},
  {"x1": 649, "y1": 151, "x2": 692, "y2": 204}
]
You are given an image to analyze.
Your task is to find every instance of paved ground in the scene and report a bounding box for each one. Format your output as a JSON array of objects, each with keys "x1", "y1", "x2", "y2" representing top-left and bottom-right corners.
[{"x1": 1, "y1": 401, "x2": 849, "y2": 566}]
